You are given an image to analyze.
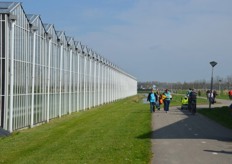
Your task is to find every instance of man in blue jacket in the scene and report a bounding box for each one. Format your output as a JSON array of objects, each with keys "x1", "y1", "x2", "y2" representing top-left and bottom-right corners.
[{"x1": 147, "y1": 88, "x2": 158, "y2": 113}]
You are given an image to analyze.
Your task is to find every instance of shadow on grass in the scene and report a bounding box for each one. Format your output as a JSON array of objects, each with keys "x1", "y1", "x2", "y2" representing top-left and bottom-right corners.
[
  {"x1": 0, "y1": 128, "x2": 11, "y2": 137},
  {"x1": 136, "y1": 131, "x2": 152, "y2": 139}
]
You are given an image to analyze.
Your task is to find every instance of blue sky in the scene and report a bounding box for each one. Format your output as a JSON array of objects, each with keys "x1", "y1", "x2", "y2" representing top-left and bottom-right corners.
[{"x1": 6, "y1": 0, "x2": 232, "y2": 82}]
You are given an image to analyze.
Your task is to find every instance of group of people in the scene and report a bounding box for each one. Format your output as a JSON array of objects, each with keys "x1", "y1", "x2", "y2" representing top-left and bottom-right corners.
[
  {"x1": 147, "y1": 88, "x2": 172, "y2": 113},
  {"x1": 147, "y1": 88, "x2": 232, "y2": 113}
]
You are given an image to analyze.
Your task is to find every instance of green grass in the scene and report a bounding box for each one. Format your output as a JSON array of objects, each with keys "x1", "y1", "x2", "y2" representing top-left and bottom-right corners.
[
  {"x1": 0, "y1": 95, "x2": 152, "y2": 164},
  {"x1": 215, "y1": 94, "x2": 230, "y2": 100},
  {"x1": 198, "y1": 106, "x2": 232, "y2": 129}
]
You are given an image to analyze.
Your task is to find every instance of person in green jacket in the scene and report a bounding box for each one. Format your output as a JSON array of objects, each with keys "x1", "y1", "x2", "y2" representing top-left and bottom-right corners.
[{"x1": 163, "y1": 89, "x2": 172, "y2": 113}]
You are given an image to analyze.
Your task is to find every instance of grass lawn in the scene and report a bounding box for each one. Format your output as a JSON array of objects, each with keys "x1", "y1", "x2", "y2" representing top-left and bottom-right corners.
[
  {"x1": 215, "y1": 94, "x2": 230, "y2": 100},
  {"x1": 0, "y1": 95, "x2": 152, "y2": 164}
]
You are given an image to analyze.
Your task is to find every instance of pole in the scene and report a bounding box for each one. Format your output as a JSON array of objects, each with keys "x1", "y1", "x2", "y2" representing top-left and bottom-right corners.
[
  {"x1": 209, "y1": 67, "x2": 214, "y2": 109},
  {"x1": 209, "y1": 61, "x2": 217, "y2": 109},
  {"x1": 46, "y1": 37, "x2": 51, "y2": 122},
  {"x1": 9, "y1": 20, "x2": 15, "y2": 133},
  {"x1": 219, "y1": 80, "x2": 221, "y2": 96},
  {"x1": 30, "y1": 28, "x2": 37, "y2": 128},
  {"x1": 59, "y1": 44, "x2": 63, "y2": 117}
]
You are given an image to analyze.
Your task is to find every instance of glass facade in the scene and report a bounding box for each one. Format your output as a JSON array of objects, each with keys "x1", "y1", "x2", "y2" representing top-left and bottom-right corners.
[{"x1": 0, "y1": 2, "x2": 137, "y2": 132}]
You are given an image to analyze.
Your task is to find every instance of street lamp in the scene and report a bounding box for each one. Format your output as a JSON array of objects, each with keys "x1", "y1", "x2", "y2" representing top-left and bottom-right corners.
[
  {"x1": 209, "y1": 61, "x2": 217, "y2": 109},
  {"x1": 218, "y1": 79, "x2": 222, "y2": 96}
]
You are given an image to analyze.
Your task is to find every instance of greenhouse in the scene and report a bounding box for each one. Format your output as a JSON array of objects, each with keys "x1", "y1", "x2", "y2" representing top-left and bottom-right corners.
[{"x1": 0, "y1": 2, "x2": 137, "y2": 132}]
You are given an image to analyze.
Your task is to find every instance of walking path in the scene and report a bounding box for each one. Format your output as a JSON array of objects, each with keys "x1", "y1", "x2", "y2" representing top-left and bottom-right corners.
[{"x1": 151, "y1": 99, "x2": 232, "y2": 164}]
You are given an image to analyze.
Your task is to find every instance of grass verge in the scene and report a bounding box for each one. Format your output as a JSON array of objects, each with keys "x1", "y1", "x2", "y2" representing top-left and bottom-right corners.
[
  {"x1": 198, "y1": 106, "x2": 232, "y2": 129},
  {"x1": 0, "y1": 95, "x2": 151, "y2": 164}
]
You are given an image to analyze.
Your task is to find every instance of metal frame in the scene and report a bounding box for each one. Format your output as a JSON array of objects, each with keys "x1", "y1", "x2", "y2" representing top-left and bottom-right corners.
[{"x1": 0, "y1": 2, "x2": 137, "y2": 132}]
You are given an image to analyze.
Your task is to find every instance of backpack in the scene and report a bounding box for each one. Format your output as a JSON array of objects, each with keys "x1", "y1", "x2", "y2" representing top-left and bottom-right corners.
[
  {"x1": 210, "y1": 97, "x2": 215, "y2": 104},
  {"x1": 159, "y1": 98, "x2": 163, "y2": 104},
  {"x1": 161, "y1": 94, "x2": 166, "y2": 100},
  {"x1": 190, "y1": 91, "x2": 197, "y2": 100}
]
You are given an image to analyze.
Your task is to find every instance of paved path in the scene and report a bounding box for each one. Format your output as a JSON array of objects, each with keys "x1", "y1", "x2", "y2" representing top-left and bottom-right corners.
[{"x1": 151, "y1": 99, "x2": 232, "y2": 164}]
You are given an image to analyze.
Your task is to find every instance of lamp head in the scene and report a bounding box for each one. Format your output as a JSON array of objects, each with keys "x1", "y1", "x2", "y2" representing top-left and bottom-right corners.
[{"x1": 210, "y1": 61, "x2": 217, "y2": 67}]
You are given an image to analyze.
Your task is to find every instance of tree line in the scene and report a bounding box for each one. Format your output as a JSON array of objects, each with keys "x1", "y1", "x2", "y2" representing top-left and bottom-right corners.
[{"x1": 138, "y1": 74, "x2": 232, "y2": 92}]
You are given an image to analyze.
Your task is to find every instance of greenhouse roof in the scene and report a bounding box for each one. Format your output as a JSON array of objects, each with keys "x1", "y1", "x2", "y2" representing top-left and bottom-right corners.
[
  {"x1": 26, "y1": 14, "x2": 39, "y2": 24},
  {"x1": 0, "y1": 2, "x2": 21, "y2": 13}
]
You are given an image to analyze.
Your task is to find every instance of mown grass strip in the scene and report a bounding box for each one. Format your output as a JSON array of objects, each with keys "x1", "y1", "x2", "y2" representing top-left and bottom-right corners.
[{"x1": 0, "y1": 95, "x2": 152, "y2": 164}]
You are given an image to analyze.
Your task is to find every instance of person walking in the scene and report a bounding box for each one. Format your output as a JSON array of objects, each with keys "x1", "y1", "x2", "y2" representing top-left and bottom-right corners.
[
  {"x1": 228, "y1": 90, "x2": 232, "y2": 100},
  {"x1": 187, "y1": 88, "x2": 193, "y2": 110},
  {"x1": 189, "y1": 88, "x2": 197, "y2": 114},
  {"x1": 207, "y1": 90, "x2": 214, "y2": 104},
  {"x1": 160, "y1": 93, "x2": 166, "y2": 110},
  {"x1": 155, "y1": 89, "x2": 161, "y2": 110},
  {"x1": 213, "y1": 90, "x2": 217, "y2": 103},
  {"x1": 228, "y1": 90, "x2": 232, "y2": 108},
  {"x1": 147, "y1": 88, "x2": 158, "y2": 113},
  {"x1": 163, "y1": 89, "x2": 172, "y2": 113}
]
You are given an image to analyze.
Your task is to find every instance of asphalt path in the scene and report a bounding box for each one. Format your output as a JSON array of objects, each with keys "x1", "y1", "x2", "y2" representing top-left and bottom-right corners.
[{"x1": 151, "y1": 99, "x2": 232, "y2": 164}]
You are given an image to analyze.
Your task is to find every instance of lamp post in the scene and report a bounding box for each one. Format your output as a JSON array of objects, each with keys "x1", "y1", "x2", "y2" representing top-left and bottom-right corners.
[
  {"x1": 209, "y1": 61, "x2": 217, "y2": 109},
  {"x1": 218, "y1": 79, "x2": 222, "y2": 96}
]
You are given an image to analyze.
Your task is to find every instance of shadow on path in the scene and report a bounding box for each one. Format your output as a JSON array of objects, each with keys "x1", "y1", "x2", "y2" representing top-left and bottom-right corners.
[
  {"x1": 137, "y1": 107, "x2": 232, "y2": 142},
  {"x1": 148, "y1": 98, "x2": 232, "y2": 164},
  {"x1": 204, "y1": 150, "x2": 232, "y2": 155}
]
